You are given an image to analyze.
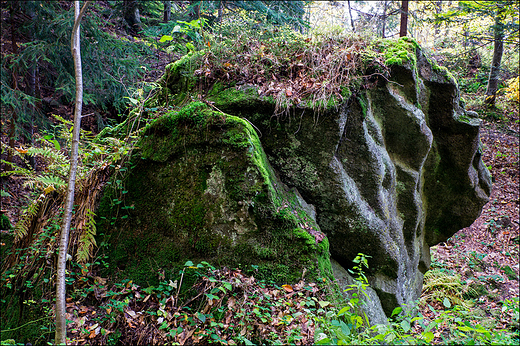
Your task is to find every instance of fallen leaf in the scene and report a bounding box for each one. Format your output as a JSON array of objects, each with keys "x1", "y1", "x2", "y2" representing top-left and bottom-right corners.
[
  {"x1": 282, "y1": 284, "x2": 293, "y2": 292},
  {"x1": 44, "y1": 185, "x2": 55, "y2": 194}
]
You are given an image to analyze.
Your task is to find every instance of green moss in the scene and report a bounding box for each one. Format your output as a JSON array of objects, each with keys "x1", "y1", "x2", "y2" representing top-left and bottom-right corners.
[
  {"x1": 97, "y1": 101, "x2": 332, "y2": 286},
  {"x1": 0, "y1": 213, "x2": 12, "y2": 230},
  {"x1": 358, "y1": 95, "x2": 368, "y2": 117},
  {"x1": 375, "y1": 37, "x2": 418, "y2": 67}
]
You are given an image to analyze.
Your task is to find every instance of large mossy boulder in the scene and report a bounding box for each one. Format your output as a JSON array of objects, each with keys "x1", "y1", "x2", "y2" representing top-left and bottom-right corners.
[
  {"x1": 97, "y1": 36, "x2": 491, "y2": 323},
  {"x1": 97, "y1": 102, "x2": 331, "y2": 285}
]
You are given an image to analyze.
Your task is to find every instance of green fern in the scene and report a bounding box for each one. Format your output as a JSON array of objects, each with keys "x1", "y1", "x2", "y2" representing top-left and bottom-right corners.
[
  {"x1": 23, "y1": 173, "x2": 66, "y2": 191},
  {"x1": 0, "y1": 159, "x2": 32, "y2": 177},
  {"x1": 15, "y1": 194, "x2": 45, "y2": 241},
  {"x1": 75, "y1": 209, "x2": 97, "y2": 264},
  {"x1": 27, "y1": 146, "x2": 70, "y2": 165},
  {"x1": 421, "y1": 269, "x2": 475, "y2": 309}
]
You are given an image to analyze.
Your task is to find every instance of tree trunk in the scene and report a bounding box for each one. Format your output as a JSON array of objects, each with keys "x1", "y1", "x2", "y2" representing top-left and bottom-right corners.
[
  {"x1": 55, "y1": 2, "x2": 89, "y2": 344},
  {"x1": 163, "y1": 0, "x2": 171, "y2": 23},
  {"x1": 434, "y1": 1, "x2": 442, "y2": 37},
  {"x1": 399, "y1": 0, "x2": 409, "y2": 37},
  {"x1": 485, "y1": 7, "x2": 505, "y2": 105},
  {"x1": 347, "y1": 0, "x2": 355, "y2": 32},
  {"x1": 123, "y1": 0, "x2": 141, "y2": 35},
  {"x1": 25, "y1": 4, "x2": 37, "y2": 168},
  {"x1": 218, "y1": 0, "x2": 224, "y2": 23},
  {"x1": 381, "y1": 0, "x2": 388, "y2": 38},
  {"x1": 7, "y1": 1, "x2": 19, "y2": 166}
]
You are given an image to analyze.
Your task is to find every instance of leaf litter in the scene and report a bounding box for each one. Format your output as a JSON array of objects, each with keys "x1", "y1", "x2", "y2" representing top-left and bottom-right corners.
[
  {"x1": 418, "y1": 118, "x2": 519, "y2": 340},
  {"x1": 63, "y1": 267, "x2": 331, "y2": 345}
]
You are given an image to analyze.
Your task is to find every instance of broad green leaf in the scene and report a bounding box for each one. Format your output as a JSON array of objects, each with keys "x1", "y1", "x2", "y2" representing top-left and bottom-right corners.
[
  {"x1": 184, "y1": 260, "x2": 194, "y2": 267},
  {"x1": 318, "y1": 301, "x2": 330, "y2": 308},
  {"x1": 197, "y1": 312, "x2": 206, "y2": 323},
  {"x1": 159, "y1": 35, "x2": 173, "y2": 43},
  {"x1": 340, "y1": 320, "x2": 351, "y2": 337},
  {"x1": 391, "y1": 306, "x2": 403, "y2": 317},
  {"x1": 51, "y1": 140, "x2": 60, "y2": 151},
  {"x1": 422, "y1": 331, "x2": 434, "y2": 342},
  {"x1": 338, "y1": 306, "x2": 351, "y2": 315},
  {"x1": 400, "y1": 320, "x2": 410, "y2": 333},
  {"x1": 443, "y1": 297, "x2": 451, "y2": 308}
]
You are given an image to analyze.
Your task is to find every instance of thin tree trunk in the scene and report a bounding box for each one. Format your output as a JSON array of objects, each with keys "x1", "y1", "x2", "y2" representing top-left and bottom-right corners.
[
  {"x1": 26, "y1": 4, "x2": 37, "y2": 168},
  {"x1": 55, "y1": 2, "x2": 90, "y2": 344},
  {"x1": 7, "y1": 0, "x2": 19, "y2": 166},
  {"x1": 381, "y1": 0, "x2": 388, "y2": 38},
  {"x1": 218, "y1": 0, "x2": 224, "y2": 23},
  {"x1": 434, "y1": 0, "x2": 442, "y2": 37},
  {"x1": 347, "y1": 0, "x2": 355, "y2": 32},
  {"x1": 485, "y1": 8, "x2": 505, "y2": 105},
  {"x1": 399, "y1": 0, "x2": 409, "y2": 37},
  {"x1": 163, "y1": 0, "x2": 171, "y2": 23}
]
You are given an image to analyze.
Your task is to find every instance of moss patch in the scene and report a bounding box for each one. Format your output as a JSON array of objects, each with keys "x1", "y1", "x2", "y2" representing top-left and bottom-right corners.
[{"x1": 97, "y1": 102, "x2": 332, "y2": 286}]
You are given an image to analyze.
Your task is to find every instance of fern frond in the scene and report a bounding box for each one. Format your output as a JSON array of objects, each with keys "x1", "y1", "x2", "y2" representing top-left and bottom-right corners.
[
  {"x1": 26, "y1": 146, "x2": 70, "y2": 166},
  {"x1": 23, "y1": 173, "x2": 66, "y2": 191},
  {"x1": 75, "y1": 209, "x2": 97, "y2": 263},
  {"x1": 14, "y1": 194, "x2": 45, "y2": 241},
  {"x1": 0, "y1": 159, "x2": 32, "y2": 177}
]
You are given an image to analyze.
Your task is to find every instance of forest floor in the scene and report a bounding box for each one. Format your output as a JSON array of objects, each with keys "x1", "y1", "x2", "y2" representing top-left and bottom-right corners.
[
  {"x1": 415, "y1": 115, "x2": 520, "y2": 340},
  {"x1": 1, "y1": 108, "x2": 518, "y2": 344}
]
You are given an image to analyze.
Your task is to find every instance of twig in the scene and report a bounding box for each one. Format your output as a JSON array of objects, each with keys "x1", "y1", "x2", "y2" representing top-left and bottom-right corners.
[
  {"x1": 175, "y1": 268, "x2": 185, "y2": 307},
  {"x1": 358, "y1": 73, "x2": 404, "y2": 87}
]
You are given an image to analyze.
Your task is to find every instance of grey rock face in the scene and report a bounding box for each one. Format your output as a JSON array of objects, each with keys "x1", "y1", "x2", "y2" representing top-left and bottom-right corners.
[
  {"x1": 212, "y1": 49, "x2": 491, "y2": 319},
  {"x1": 140, "y1": 44, "x2": 493, "y2": 323}
]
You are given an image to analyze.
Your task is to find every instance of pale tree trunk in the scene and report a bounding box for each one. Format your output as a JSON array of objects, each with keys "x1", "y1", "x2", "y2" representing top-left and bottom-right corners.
[
  {"x1": 55, "y1": 1, "x2": 90, "y2": 344},
  {"x1": 399, "y1": 0, "x2": 408, "y2": 37},
  {"x1": 381, "y1": 0, "x2": 388, "y2": 38},
  {"x1": 485, "y1": 6, "x2": 505, "y2": 106},
  {"x1": 347, "y1": 0, "x2": 355, "y2": 32}
]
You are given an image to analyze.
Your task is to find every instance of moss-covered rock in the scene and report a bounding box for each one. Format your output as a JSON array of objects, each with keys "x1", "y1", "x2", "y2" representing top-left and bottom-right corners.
[
  {"x1": 149, "y1": 44, "x2": 490, "y2": 320},
  {"x1": 97, "y1": 102, "x2": 331, "y2": 287},
  {"x1": 97, "y1": 35, "x2": 490, "y2": 324}
]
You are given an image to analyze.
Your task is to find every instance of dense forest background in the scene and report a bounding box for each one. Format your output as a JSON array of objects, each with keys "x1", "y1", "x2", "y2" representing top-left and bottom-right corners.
[{"x1": 1, "y1": 1, "x2": 519, "y2": 345}]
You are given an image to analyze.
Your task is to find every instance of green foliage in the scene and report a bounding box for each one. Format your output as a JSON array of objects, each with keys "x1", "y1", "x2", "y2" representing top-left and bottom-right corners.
[
  {"x1": 75, "y1": 209, "x2": 98, "y2": 264},
  {"x1": 314, "y1": 255, "x2": 519, "y2": 345},
  {"x1": 434, "y1": 1, "x2": 519, "y2": 45},
  {"x1": 1, "y1": 1, "x2": 154, "y2": 142},
  {"x1": 421, "y1": 269, "x2": 475, "y2": 310},
  {"x1": 0, "y1": 214, "x2": 12, "y2": 230}
]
